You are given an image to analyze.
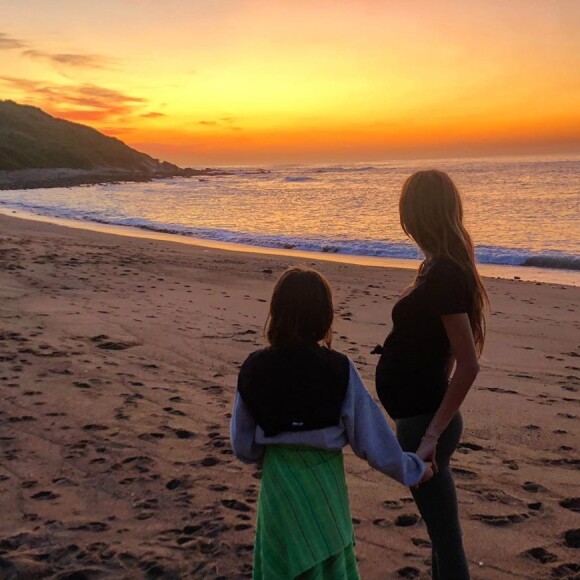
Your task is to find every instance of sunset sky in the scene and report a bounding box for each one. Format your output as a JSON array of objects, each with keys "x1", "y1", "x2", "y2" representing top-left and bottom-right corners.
[{"x1": 1, "y1": 0, "x2": 579, "y2": 166}]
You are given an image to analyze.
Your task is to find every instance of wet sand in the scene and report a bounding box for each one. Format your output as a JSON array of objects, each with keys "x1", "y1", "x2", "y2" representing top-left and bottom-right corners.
[{"x1": 0, "y1": 213, "x2": 578, "y2": 579}]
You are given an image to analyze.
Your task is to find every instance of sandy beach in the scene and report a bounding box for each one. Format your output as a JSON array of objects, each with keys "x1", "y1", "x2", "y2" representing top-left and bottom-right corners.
[{"x1": 0, "y1": 213, "x2": 578, "y2": 579}]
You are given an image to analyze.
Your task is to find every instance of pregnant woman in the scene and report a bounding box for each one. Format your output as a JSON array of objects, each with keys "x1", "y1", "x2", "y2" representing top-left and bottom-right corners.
[{"x1": 375, "y1": 170, "x2": 488, "y2": 580}]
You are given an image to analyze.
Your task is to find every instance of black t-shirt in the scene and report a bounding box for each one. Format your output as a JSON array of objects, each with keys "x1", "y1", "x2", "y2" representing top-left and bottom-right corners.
[
  {"x1": 238, "y1": 345, "x2": 350, "y2": 437},
  {"x1": 375, "y1": 257, "x2": 472, "y2": 419}
]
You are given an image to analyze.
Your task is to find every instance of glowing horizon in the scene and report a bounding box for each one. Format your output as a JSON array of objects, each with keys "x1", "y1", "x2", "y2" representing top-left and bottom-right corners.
[{"x1": 1, "y1": 0, "x2": 579, "y2": 166}]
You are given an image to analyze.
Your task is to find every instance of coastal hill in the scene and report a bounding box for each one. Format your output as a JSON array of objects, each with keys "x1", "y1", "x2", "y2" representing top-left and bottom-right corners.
[
  {"x1": 0, "y1": 100, "x2": 178, "y2": 173},
  {"x1": 0, "y1": 100, "x2": 188, "y2": 190},
  {"x1": 0, "y1": 101, "x2": 266, "y2": 190}
]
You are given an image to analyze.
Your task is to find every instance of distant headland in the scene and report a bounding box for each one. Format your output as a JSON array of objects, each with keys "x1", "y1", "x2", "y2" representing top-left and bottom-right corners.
[{"x1": 0, "y1": 100, "x2": 266, "y2": 190}]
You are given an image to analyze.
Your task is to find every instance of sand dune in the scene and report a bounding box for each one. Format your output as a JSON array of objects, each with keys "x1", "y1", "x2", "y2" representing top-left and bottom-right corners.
[{"x1": 0, "y1": 213, "x2": 578, "y2": 579}]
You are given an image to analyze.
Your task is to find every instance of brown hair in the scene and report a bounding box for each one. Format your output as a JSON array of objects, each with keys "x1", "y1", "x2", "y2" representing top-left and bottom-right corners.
[
  {"x1": 399, "y1": 169, "x2": 489, "y2": 355},
  {"x1": 265, "y1": 267, "x2": 334, "y2": 349}
]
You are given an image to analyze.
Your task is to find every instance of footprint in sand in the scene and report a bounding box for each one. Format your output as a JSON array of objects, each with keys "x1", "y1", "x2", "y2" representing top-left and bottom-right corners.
[
  {"x1": 557, "y1": 412, "x2": 577, "y2": 420},
  {"x1": 163, "y1": 407, "x2": 186, "y2": 417},
  {"x1": 563, "y1": 528, "x2": 580, "y2": 549},
  {"x1": 52, "y1": 477, "x2": 76, "y2": 487},
  {"x1": 8, "y1": 415, "x2": 35, "y2": 423},
  {"x1": 382, "y1": 500, "x2": 402, "y2": 510},
  {"x1": 397, "y1": 566, "x2": 421, "y2": 578},
  {"x1": 138, "y1": 432, "x2": 165, "y2": 441},
  {"x1": 221, "y1": 499, "x2": 252, "y2": 513},
  {"x1": 502, "y1": 459, "x2": 519, "y2": 471},
  {"x1": 73, "y1": 381, "x2": 91, "y2": 389},
  {"x1": 97, "y1": 340, "x2": 138, "y2": 351},
  {"x1": 551, "y1": 563, "x2": 580, "y2": 578},
  {"x1": 468, "y1": 488, "x2": 523, "y2": 506},
  {"x1": 208, "y1": 484, "x2": 229, "y2": 492},
  {"x1": 67, "y1": 521, "x2": 109, "y2": 532},
  {"x1": 471, "y1": 513, "x2": 529, "y2": 526},
  {"x1": 30, "y1": 490, "x2": 59, "y2": 501},
  {"x1": 457, "y1": 442, "x2": 485, "y2": 452},
  {"x1": 451, "y1": 467, "x2": 478, "y2": 479},
  {"x1": 411, "y1": 537, "x2": 431, "y2": 548},
  {"x1": 0, "y1": 558, "x2": 19, "y2": 579},
  {"x1": 83, "y1": 424, "x2": 109, "y2": 431},
  {"x1": 542, "y1": 458, "x2": 579, "y2": 467},
  {"x1": 173, "y1": 429, "x2": 195, "y2": 439},
  {"x1": 395, "y1": 514, "x2": 420, "y2": 527},
  {"x1": 560, "y1": 498, "x2": 580, "y2": 513},
  {"x1": 523, "y1": 546, "x2": 557, "y2": 564},
  {"x1": 481, "y1": 386, "x2": 519, "y2": 395}
]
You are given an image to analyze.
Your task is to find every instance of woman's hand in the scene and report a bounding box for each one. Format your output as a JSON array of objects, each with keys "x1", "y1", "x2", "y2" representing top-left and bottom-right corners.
[
  {"x1": 416, "y1": 435, "x2": 438, "y2": 474},
  {"x1": 418, "y1": 461, "x2": 434, "y2": 485}
]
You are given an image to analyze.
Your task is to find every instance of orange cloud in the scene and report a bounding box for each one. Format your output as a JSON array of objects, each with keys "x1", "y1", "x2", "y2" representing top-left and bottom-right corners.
[
  {"x1": 196, "y1": 118, "x2": 242, "y2": 131},
  {"x1": 0, "y1": 32, "x2": 27, "y2": 50},
  {"x1": 1, "y1": 1, "x2": 579, "y2": 165},
  {"x1": 22, "y1": 49, "x2": 116, "y2": 69},
  {"x1": 140, "y1": 112, "x2": 165, "y2": 119},
  {"x1": 0, "y1": 30, "x2": 115, "y2": 76},
  {"x1": 0, "y1": 76, "x2": 146, "y2": 122}
]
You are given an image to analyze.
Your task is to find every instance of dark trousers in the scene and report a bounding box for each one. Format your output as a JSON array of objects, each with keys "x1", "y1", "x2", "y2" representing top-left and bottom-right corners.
[{"x1": 396, "y1": 412, "x2": 470, "y2": 580}]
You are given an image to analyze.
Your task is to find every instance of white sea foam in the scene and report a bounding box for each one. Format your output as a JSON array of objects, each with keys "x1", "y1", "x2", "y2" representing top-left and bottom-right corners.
[{"x1": 1, "y1": 156, "x2": 579, "y2": 272}]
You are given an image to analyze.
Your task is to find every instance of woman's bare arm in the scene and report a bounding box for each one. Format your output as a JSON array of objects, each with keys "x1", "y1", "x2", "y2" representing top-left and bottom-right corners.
[
  {"x1": 447, "y1": 355, "x2": 456, "y2": 379},
  {"x1": 416, "y1": 313, "x2": 479, "y2": 465}
]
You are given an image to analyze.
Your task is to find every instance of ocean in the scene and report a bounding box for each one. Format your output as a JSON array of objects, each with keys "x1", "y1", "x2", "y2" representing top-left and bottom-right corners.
[{"x1": 1, "y1": 156, "x2": 579, "y2": 275}]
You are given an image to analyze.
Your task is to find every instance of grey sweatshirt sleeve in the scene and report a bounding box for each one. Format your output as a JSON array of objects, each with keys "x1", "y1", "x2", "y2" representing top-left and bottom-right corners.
[
  {"x1": 342, "y1": 361, "x2": 426, "y2": 486},
  {"x1": 230, "y1": 392, "x2": 265, "y2": 463}
]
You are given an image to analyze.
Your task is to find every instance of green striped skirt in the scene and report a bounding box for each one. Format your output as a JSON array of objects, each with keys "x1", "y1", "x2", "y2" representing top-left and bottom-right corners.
[{"x1": 253, "y1": 445, "x2": 360, "y2": 580}]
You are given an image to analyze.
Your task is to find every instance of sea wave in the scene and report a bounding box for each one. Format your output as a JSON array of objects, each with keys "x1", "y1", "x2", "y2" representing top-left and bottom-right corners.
[
  {"x1": 1, "y1": 200, "x2": 578, "y2": 271},
  {"x1": 522, "y1": 255, "x2": 580, "y2": 271},
  {"x1": 474, "y1": 245, "x2": 580, "y2": 270},
  {"x1": 311, "y1": 166, "x2": 376, "y2": 174}
]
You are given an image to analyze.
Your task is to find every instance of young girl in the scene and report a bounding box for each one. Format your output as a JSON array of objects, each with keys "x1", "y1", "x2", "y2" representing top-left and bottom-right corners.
[
  {"x1": 231, "y1": 267, "x2": 432, "y2": 580},
  {"x1": 375, "y1": 170, "x2": 489, "y2": 580}
]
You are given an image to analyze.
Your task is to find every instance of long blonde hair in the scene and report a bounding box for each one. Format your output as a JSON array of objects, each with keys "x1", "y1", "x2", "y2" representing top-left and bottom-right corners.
[{"x1": 399, "y1": 169, "x2": 489, "y2": 355}]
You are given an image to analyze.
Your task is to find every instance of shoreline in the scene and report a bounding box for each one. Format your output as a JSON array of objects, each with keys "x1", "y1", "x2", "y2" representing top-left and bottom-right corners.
[
  {"x1": 0, "y1": 211, "x2": 578, "y2": 578},
  {"x1": 0, "y1": 167, "x2": 266, "y2": 191},
  {"x1": 1, "y1": 207, "x2": 578, "y2": 287},
  {"x1": 0, "y1": 169, "x2": 171, "y2": 191}
]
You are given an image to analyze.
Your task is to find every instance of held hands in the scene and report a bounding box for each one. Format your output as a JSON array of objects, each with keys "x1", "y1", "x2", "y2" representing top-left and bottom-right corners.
[
  {"x1": 412, "y1": 429, "x2": 440, "y2": 488},
  {"x1": 416, "y1": 435, "x2": 438, "y2": 474},
  {"x1": 418, "y1": 461, "x2": 434, "y2": 485}
]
